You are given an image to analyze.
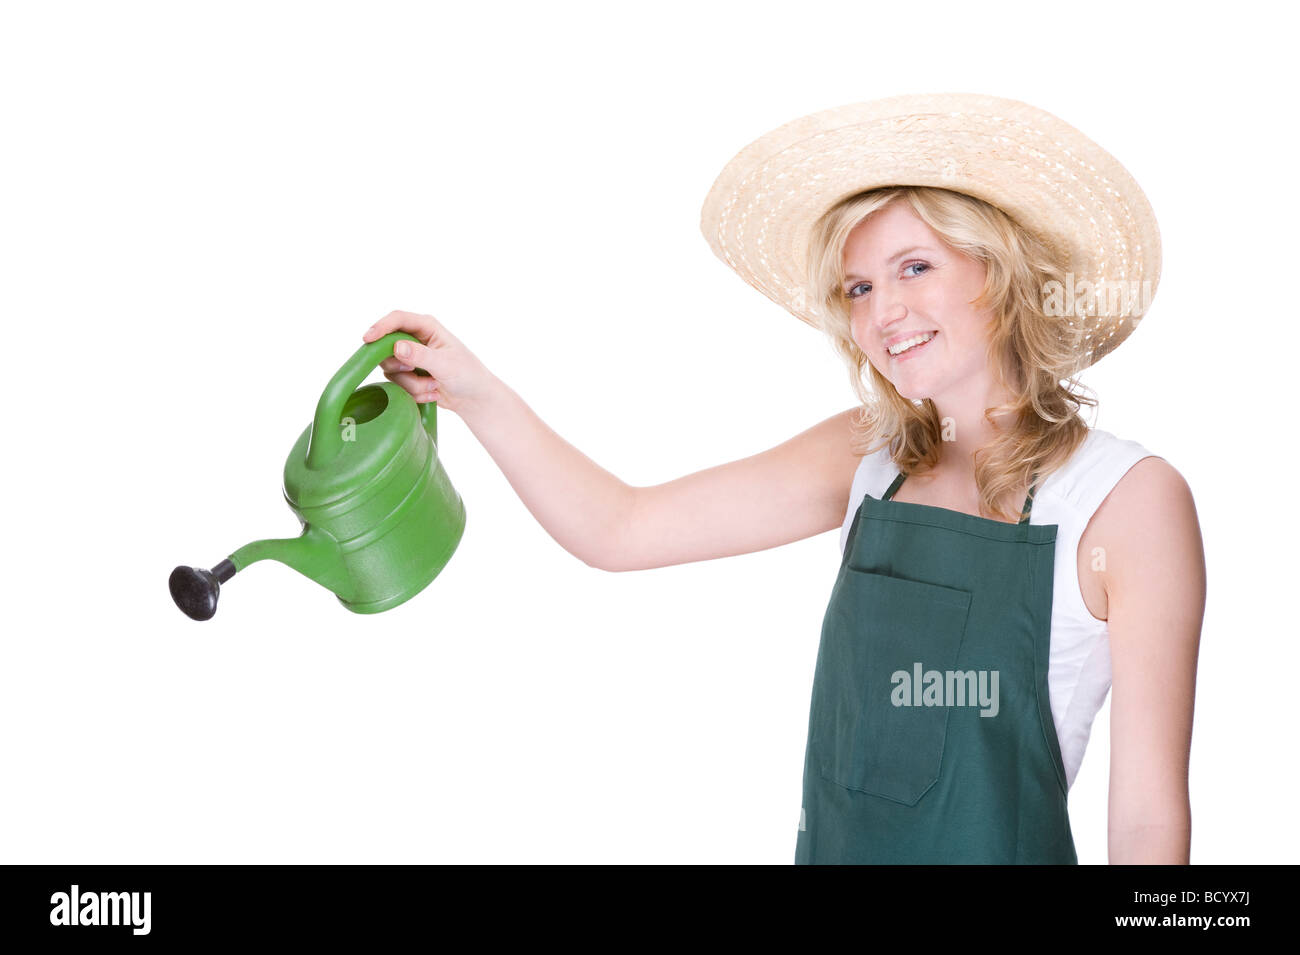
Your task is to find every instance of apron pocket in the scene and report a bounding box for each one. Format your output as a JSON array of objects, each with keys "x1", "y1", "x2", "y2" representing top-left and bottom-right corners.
[{"x1": 810, "y1": 567, "x2": 973, "y2": 806}]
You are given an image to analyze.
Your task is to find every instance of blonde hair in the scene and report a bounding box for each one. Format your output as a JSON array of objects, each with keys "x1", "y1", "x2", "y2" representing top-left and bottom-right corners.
[{"x1": 806, "y1": 186, "x2": 1095, "y2": 522}]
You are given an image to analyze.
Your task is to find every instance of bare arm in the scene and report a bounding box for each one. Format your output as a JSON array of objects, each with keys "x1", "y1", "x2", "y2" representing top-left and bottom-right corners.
[
  {"x1": 362, "y1": 310, "x2": 862, "y2": 574},
  {"x1": 456, "y1": 375, "x2": 635, "y2": 569},
  {"x1": 461, "y1": 379, "x2": 861, "y2": 572},
  {"x1": 1097, "y1": 457, "x2": 1205, "y2": 864},
  {"x1": 614, "y1": 407, "x2": 863, "y2": 571}
]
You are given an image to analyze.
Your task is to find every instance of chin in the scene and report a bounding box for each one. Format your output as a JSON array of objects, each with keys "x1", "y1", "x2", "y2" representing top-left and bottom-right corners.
[{"x1": 890, "y1": 380, "x2": 932, "y2": 402}]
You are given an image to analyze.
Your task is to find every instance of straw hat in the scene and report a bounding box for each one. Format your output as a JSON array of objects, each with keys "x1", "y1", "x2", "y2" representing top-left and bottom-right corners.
[{"x1": 699, "y1": 92, "x2": 1161, "y2": 372}]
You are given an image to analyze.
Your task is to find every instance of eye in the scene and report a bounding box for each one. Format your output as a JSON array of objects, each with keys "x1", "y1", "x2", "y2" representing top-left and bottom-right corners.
[{"x1": 844, "y1": 262, "x2": 931, "y2": 300}]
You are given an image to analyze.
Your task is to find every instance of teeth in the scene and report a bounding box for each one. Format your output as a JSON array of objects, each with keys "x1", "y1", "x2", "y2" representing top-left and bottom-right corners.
[{"x1": 888, "y1": 332, "x2": 936, "y2": 355}]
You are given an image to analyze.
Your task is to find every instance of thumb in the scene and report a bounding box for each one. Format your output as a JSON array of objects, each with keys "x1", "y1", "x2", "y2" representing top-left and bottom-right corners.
[{"x1": 393, "y1": 336, "x2": 439, "y2": 373}]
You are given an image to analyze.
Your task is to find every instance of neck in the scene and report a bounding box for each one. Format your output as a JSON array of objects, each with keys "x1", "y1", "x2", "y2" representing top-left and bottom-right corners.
[{"x1": 929, "y1": 380, "x2": 1018, "y2": 476}]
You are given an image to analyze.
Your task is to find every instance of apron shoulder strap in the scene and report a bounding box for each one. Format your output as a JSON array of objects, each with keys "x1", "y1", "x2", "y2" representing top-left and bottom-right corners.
[
  {"x1": 1019, "y1": 472, "x2": 1041, "y2": 525},
  {"x1": 842, "y1": 499, "x2": 864, "y2": 563},
  {"x1": 847, "y1": 470, "x2": 906, "y2": 561}
]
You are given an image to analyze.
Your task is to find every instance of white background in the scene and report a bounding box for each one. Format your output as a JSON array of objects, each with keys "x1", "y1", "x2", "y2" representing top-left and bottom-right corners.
[{"x1": 2, "y1": 0, "x2": 1295, "y2": 864}]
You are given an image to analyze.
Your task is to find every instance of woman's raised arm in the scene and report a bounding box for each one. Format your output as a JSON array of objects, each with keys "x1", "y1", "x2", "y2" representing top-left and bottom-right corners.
[
  {"x1": 608, "y1": 408, "x2": 861, "y2": 571},
  {"x1": 365, "y1": 309, "x2": 861, "y2": 574},
  {"x1": 464, "y1": 378, "x2": 860, "y2": 573}
]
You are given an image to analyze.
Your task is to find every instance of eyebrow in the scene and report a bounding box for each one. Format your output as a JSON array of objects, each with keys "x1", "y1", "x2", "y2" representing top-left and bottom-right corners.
[{"x1": 843, "y1": 246, "x2": 936, "y2": 282}]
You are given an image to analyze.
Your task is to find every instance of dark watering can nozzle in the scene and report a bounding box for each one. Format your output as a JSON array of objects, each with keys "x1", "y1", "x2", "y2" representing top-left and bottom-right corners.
[{"x1": 169, "y1": 559, "x2": 237, "y2": 621}]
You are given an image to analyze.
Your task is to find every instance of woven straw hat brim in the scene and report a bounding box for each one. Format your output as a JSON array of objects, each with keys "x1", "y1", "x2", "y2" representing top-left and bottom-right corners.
[{"x1": 699, "y1": 93, "x2": 1161, "y2": 371}]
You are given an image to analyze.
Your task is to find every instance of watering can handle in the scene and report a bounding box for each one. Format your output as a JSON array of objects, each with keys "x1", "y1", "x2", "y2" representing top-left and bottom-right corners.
[{"x1": 305, "y1": 332, "x2": 437, "y2": 469}]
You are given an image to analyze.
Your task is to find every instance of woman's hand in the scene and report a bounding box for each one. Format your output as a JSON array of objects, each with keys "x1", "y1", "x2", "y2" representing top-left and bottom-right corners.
[{"x1": 363, "y1": 309, "x2": 498, "y2": 419}]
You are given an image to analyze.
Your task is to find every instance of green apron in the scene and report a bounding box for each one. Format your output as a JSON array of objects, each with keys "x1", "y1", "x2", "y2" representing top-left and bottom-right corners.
[{"x1": 795, "y1": 469, "x2": 1077, "y2": 864}]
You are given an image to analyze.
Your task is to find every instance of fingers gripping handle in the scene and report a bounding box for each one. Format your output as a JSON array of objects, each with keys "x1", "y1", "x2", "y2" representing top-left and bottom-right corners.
[
  {"x1": 305, "y1": 332, "x2": 437, "y2": 469},
  {"x1": 417, "y1": 368, "x2": 437, "y2": 446}
]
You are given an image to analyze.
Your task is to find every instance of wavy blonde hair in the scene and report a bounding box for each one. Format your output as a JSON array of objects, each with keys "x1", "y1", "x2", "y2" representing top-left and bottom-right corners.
[{"x1": 806, "y1": 186, "x2": 1096, "y2": 522}]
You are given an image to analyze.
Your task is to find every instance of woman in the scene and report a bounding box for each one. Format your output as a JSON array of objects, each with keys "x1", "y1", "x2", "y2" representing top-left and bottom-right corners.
[{"x1": 364, "y1": 94, "x2": 1205, "y2": 864}]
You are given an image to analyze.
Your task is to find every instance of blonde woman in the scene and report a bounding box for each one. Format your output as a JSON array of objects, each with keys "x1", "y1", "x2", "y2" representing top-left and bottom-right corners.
[{"x1": 364, "y1": 94, "x2": 1205, "y2": 864}]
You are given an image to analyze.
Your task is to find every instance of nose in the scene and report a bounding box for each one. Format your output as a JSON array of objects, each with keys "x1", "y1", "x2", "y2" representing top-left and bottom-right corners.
[
  {"x1": 878, "y1": 301, "x2": 908, "y2": 325},
  {"x1": 853, "y1": 304, "x2": 907, "y2": 355},
  {"x1": 867, "y1": 299, "x2": 910, "y2": 340},
  {"x1": 848, "y1": 278, "x2": 910, "y2": 345},
  {"x1": 856, "y1": 273, "x2": 907, "y2": 320}
]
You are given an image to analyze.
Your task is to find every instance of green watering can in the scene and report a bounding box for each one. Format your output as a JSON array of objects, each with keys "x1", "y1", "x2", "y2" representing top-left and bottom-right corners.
[{"x1": 169, "y1": 332, "x2": 466, "y2": 621}]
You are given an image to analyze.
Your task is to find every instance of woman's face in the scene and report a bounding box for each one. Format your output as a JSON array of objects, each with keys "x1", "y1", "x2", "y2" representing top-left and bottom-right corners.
[{"x1": 842, "y1": 201, "x2": 996, "y2": 405}]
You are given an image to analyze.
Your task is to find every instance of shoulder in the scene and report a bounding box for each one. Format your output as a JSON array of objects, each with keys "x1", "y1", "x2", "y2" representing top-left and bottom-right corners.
[
  {"x1": 1090, "y1": 453, "x2": 1203, "y2": 601},
  {"x1": 815, "y1": 405, "x2": 881, "y2": 480},
  {"x1": 1050, "y1": 430, "x2": 1203, "y2": 618},
  {"x1": 786, "y1": 406, "x2": 869, "y2": 519},
  {"x1": 1094, "y1": 454, "x2": 1196, "y2": 538}
]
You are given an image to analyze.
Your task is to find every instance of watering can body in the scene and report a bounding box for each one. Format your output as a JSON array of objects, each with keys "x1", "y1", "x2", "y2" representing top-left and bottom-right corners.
[{"x1": 170, "y1": 333, "x2": 465, "y2": 619}]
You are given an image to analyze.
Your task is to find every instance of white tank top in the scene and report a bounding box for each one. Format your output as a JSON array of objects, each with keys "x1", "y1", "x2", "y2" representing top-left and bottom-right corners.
[{"x1": 838, "y1": 427, "x2": 1160, "y2": 790}]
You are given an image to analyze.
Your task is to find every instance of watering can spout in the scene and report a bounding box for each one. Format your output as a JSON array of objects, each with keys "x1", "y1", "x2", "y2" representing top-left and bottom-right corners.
[
  {"x1": 229, "y1": 525, "x2": 354, "y2": 599},
  {"x1": 169, "y1": 525, "x2": 352, "y2": 621}
]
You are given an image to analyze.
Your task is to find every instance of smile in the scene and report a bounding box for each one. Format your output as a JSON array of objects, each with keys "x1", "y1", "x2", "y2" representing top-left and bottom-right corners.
[{"x1": 888, "y1": 331, "x2": 937, "y2": 359}]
